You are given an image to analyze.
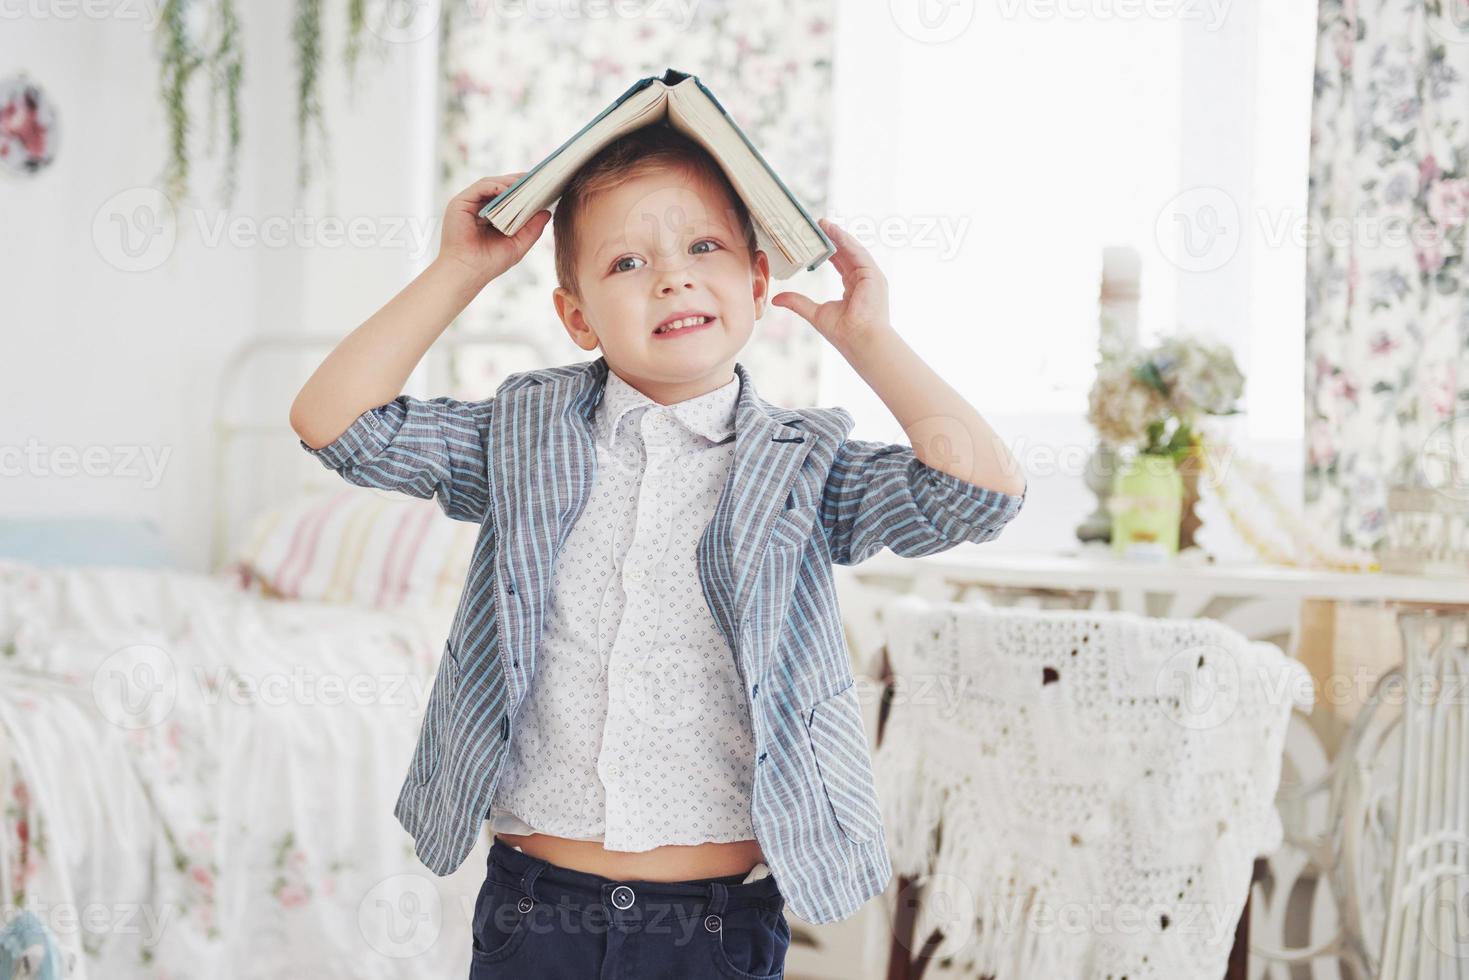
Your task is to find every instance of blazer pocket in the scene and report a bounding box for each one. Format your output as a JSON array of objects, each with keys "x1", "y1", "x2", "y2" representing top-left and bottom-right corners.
[
  {"x1": 805, "y1": 682, "x2": 884, "y2": 844},
  {"x1": 411, "y1": 640, "x2": 459, "y2": 786},
  {"x1": 768, "y1": 505, "x2": 818, "y2": 550}
]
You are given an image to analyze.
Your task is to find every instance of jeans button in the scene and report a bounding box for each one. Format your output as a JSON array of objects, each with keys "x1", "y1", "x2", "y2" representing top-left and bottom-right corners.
[
  {"x1": 704, "y1": 913, "x2": 721, "y2": 932},
  {"x1": 611, "y1": 885, "x2": 634, "y2": 909}
]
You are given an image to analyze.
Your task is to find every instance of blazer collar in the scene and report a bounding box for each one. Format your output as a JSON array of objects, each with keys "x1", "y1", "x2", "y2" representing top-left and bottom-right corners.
[{"x1": 565, "y1": 354, "x2": 810, "y2": 431}]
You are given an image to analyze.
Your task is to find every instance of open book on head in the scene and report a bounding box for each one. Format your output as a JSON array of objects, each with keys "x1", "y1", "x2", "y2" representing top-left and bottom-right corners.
[{"x1": 476, "y1": 67, "x2": 835, "y2": 280}]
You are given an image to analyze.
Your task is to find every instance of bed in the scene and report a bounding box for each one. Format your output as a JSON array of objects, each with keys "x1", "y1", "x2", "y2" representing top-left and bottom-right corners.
[{"x1": 0, "y1": 332, "x2": 554, "y2": 980}]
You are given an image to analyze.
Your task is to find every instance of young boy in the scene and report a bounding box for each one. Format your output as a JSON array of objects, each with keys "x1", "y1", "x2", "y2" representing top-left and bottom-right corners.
[{"x1": 291, "y1": 124, "x2": 1026, "y2": 978}]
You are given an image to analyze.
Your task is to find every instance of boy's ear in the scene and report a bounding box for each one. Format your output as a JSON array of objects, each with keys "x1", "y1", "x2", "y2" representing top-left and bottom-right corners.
[
  {"x1": 752, "y1": 249, "x2": 771, "y2": 319},
  {"x1": 553, "y1": 286, "x2": 601, "y2": 352}
]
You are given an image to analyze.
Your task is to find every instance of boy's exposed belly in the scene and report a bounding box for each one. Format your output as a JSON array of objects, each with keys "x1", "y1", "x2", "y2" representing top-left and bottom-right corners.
[{"x1": 494, "y1": 831, "x2": 766, "y2": 882}]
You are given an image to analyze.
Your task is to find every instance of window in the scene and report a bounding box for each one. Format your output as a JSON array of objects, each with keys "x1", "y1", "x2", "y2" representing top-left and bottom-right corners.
[{"x1": 820, "y1": 2, "x2": 1316, "y2": 553}]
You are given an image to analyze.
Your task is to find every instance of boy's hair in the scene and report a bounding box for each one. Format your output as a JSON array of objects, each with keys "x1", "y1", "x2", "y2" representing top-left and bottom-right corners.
[{"x1": 553, "y1": 123, "x2": 759, "y2": 297}]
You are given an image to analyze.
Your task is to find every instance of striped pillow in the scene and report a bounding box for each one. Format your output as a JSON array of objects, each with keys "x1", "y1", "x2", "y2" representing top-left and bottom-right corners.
[{"x1": 229, "y1": 488, "x2": 478, "y2": 609}]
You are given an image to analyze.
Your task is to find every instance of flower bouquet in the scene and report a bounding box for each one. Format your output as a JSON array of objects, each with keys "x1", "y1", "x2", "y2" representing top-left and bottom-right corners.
[{"x1": 1087, "y1": 336, "x2": 1244, "y2": 558}]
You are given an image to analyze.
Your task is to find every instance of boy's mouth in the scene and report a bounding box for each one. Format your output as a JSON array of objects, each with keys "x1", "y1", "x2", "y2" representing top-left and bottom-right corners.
[{"x1": 652, "y1": 313, "x2": 716, "y2": 337}]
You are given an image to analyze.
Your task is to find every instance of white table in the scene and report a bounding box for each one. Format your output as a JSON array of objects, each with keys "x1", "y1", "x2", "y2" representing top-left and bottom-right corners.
[{"x1": 834, "y1": 548, "x2": 1469, "y2": 980}]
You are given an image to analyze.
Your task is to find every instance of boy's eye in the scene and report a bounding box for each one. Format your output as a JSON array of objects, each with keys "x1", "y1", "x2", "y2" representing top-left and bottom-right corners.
[{"x1": 610, "y1": 239, "x2": 721, "y2": 274}]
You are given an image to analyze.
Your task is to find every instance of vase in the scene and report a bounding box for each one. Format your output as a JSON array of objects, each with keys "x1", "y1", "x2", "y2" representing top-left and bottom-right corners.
[
  {"x1": 1110, "y1": 452, "x2": 1184, "y2": 560},
  {"x1": 1177, "y1": 442, "x2": 1205, "y2": 551},
  {"x1": 1076, "y1": 443, "x2": 1120, "y2": 543}
]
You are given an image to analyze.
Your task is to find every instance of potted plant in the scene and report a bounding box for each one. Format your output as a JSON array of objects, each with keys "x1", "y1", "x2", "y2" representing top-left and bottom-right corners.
[{"x1": 1087, "y1": 336, "x2": 1244, "y2": 558}]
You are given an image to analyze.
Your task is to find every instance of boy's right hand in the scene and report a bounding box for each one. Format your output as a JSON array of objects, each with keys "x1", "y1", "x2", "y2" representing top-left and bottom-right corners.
[{"x1": 437, "y1": 174, "x2": 552, "y2": 285}]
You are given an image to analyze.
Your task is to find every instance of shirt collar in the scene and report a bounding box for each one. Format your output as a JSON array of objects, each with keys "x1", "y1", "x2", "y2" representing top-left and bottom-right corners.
[{"x1": 595, "y1": 369, "x2": 739, "y2": 453}]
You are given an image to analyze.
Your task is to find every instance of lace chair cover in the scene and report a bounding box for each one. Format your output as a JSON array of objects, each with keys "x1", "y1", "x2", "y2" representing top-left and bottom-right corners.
[{"x1": 873, "y1": 597, "x2": 1313, "y2": 979}]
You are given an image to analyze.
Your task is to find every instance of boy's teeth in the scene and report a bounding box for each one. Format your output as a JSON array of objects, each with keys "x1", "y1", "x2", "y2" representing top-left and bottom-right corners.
[{"x1": 657, "y1": 315, "x2": 710, "y2": 333}]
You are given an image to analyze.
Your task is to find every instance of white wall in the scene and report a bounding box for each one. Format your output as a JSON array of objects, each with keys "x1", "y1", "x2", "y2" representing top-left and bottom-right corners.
[{"x1": 0, "y1": 1, "x2": 440, "y2": 571}]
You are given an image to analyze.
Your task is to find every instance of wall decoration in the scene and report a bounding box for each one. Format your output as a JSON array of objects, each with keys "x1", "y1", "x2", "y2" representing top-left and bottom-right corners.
[{"x1": 0, "y1": 74, "x2": 58, "y2": 176}]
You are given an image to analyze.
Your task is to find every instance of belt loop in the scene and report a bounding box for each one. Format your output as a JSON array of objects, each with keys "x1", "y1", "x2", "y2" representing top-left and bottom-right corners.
[
  {"x1": 521, "y1": 858, "x2": 545, "y2": 904},
  {"x1": 706, "y1": 880, "x2": 728, "y2": 916}
]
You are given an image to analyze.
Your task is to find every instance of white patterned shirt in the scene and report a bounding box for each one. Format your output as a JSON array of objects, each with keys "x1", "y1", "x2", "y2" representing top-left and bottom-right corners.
[{"x1": 486, "y1": 368, "x2": 758, "y2": 851}]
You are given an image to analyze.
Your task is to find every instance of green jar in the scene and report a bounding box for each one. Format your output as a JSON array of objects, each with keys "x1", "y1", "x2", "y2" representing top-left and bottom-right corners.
[{"x1": 1110, "y1": 452, "x2": 1183, "y2": 559}]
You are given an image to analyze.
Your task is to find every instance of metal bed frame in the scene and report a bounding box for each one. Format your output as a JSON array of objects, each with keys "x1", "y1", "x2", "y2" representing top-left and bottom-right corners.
[{"x1": 208, "y1": 330, "x2": 558, "y2": 571}]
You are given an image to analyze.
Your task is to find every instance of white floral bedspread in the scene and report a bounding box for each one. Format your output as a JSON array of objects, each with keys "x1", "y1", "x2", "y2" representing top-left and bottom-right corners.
[{"x1": 0, "y1": 558, "x2": 487, "y2": 980}]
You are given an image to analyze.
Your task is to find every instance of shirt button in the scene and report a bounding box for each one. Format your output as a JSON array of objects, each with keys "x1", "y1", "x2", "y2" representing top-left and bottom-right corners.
[
  {"x1": 608, "y1": 763, "x2": 623, "y2": 779},
  {"x1": 626, "y1": 567, "x2": 647, "y2": 582}
]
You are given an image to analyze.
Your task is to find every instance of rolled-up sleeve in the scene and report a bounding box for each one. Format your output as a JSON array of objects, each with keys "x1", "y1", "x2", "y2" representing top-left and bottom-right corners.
[
  {"x1": 298, "y1": 394, "x2": 494, "y2": 524},
  {"x1": 819, "y1": 438, "x2": 1026, "y2": 566}
]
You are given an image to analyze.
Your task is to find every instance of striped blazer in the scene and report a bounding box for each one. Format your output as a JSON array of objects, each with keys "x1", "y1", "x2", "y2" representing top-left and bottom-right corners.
[{"x1": 299, "y1": 354, "x2": 1026, "y2": 924}]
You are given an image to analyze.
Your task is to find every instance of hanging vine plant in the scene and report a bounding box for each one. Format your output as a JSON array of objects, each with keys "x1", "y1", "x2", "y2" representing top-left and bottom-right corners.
[
  {"x1": 292, "y1": 0, "x2": 327, "y2": 189},
  {"x1": 157, "y1": 0, "x2": 203, "y2": 205},
  {"x1": 344, "y1": 0, "x2": 368, "y2": 84},
  {"x1": 206, "y1": 0, "x2": 243, "y2": 203},
  {"x1": 155, "y1": 0, "x2": 379, "y2": 206}
]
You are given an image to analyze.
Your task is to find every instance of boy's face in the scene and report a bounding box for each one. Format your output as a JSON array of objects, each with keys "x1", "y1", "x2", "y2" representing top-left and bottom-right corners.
[{"x1": 552, "y1": 166, "x2": 770, "y2": 402}]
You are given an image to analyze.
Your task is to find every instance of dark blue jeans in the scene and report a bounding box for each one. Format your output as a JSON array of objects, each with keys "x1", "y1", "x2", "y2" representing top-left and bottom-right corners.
[{"x1": 469, "y1": 837, "x2": 790, "y2": 979}]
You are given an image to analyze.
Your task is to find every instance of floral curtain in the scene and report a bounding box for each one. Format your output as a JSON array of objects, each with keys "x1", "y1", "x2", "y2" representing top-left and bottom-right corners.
[
  {"x1": 1304, "y1": 0, "x2": 1469, "y2": 552},
  {"x1": 436, "y1": 0, "x2": 836, "y2": 407}
]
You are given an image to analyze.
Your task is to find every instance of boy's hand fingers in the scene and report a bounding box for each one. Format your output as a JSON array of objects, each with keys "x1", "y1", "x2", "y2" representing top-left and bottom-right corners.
[
  {"x1": 455, "y1": 173, "x2": 528, "y2": 206},
  {"x1": 509, "y1": 210, "x2": 552, "y2": 251},
  {"x1": 820, "y1": 218, "x2": 878, "y2": 277},
  {"x1": 771, "y1": 291, "x2": 819, "y2": 325}
]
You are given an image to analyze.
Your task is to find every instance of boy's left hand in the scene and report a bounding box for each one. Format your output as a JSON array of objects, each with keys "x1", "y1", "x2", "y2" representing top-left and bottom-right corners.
[{"x1": 771, "y1": 218, "x2": 892, "y2": 354}]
